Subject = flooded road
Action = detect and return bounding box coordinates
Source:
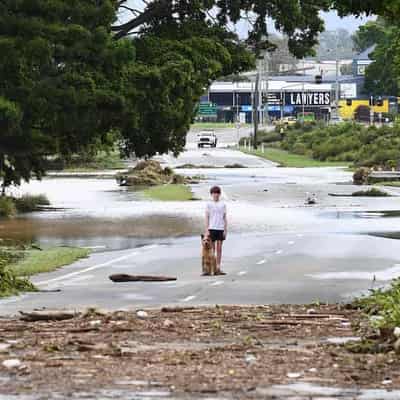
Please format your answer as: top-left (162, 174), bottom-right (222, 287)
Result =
top-left (2, 141), bottom-right (400, 312)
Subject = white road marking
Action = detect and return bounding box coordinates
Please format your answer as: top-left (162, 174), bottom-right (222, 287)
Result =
top-left (210, 281), bottom-right (224, 287)
top-left (297, 234), bottom-right (304, 238)
top-left (276, 250), bottom-right (283, 255)
top-left (256, 259), bottom-right (267, 265)
top-left (37, 251), bottom-right (139, 286)
top-left (237, 271), bottom-right (247, 276)
top-left (288, 241), bottom-right (295, 245)
top-left (181, 295), bottom-right (196, 302)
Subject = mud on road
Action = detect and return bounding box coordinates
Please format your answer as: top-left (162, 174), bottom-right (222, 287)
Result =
top-left (1, 305), bottom-right (400, 399)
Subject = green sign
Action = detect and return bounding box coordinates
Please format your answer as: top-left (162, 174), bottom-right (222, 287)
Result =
top-left (198, 102), bottom-right (217, 116)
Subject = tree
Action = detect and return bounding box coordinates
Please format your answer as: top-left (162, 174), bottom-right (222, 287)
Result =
top-left (363, 26), bottom-right (400, 96)
top-left (1, 0), bottom-right (398, 189)
top-left (352, 18), bottom-right (400, 96)
top-left (352, 18), bottom-right (387, 53)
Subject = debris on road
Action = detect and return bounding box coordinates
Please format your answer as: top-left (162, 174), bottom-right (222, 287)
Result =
top-left (109, 274), bottom-right (177, 282)
top-left (2, 359), bottom-right (22, 369)
top-left (136, 310), bottom-right (149, 319)
top-left (1, 304), bottom-right (400, 398)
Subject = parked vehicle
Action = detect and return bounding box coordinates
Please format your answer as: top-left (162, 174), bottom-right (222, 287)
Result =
top-left (329, 115), bottom-right (344, 125)
top-left (197, 130), bottom-right (217, 148)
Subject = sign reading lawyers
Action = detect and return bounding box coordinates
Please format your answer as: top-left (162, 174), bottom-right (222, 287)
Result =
top-left (285, 92), bottom-right (331, 106)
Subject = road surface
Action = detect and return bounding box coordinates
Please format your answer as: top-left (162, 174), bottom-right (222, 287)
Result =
top-left (2, 135), bottom-right (400, 315)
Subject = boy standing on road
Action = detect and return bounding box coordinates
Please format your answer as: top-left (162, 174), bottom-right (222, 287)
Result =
top-left (205, 186), bottom-right (227, 275)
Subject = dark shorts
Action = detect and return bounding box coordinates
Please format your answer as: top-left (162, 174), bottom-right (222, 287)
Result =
top-left (209, 229), bottom-right (225, 242)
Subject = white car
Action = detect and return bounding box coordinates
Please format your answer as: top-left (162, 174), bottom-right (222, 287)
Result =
top-left (197, 130), bottom-right (217, 148)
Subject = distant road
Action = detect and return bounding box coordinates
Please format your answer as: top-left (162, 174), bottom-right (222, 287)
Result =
top-left (186, 125), bottom-right (274, 148)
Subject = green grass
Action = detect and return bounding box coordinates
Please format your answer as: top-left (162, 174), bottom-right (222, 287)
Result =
top-left (143, 184), bottom-right (194, 201)
top-left (376, 181), bottom-right (400, 188)
top-left (241, 147), bottom-right (349, 168)
top-left (10, 247), bottom-right (90, 277)
top-left (0, 245), bottom-right (90, 297)
top-left (64, 151), bottom-right (126, 172)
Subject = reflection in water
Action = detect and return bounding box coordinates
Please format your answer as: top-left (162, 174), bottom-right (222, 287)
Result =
top-left (321, 210), bottom-right (400, 220)
top-left (0, 215), bottom-right (200, 251)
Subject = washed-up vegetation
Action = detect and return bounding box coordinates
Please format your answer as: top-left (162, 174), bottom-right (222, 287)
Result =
top-left (0, 194), bottom-right (50, 218)
top-left (4, 304), bottom-right (400, 396)
top-left (0, 245), bottom-right (90, 297)
top-left (116, 160), bottom-right (187, 186)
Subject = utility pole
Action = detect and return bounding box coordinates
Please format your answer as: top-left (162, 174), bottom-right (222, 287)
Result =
top-left (332, 32), bottom-right (340, 119)
top-left (302, 58), bottom-right (305, 123)
top-left (263, 51), bottom-right (269, 126)
top-left (253, 69), bottom-right (260, 150)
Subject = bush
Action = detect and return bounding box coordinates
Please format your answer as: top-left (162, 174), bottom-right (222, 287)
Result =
top-left (281, 122), bottom-right (400, 169)
top-left (0, 250), bottom-right (36, 297)
top-left (14, 194), bottom-right (50, 213)
top-left (0, 197), bottom-right (16, 217)
top-left (352, 188), bottom-right (389, 197)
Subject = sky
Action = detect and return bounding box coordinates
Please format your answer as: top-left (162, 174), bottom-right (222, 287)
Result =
top-left (121, 3), bottom-right (374, 36)
top-left (321, 11), bottom-right (373, 32)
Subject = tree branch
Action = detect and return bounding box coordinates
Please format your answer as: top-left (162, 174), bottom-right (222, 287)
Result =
top-left (113, 0), bottom-right (169, 40)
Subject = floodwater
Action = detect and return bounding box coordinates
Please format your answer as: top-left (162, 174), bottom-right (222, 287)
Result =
top-left (1, 164), bottom-right (400, 252)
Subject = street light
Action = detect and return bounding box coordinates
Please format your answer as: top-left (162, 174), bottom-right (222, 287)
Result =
top-left (280, 82), bottom-right (306, 120)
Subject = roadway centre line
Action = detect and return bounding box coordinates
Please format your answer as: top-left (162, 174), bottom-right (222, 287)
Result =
top-left (37, 251), bottom-right (139, 286)
top-left (237, 271), bottom-right (247, 276)
top-left (256, 259), bottom-right (267, 265)
top-left (181, 295), bottom-right (196, 302)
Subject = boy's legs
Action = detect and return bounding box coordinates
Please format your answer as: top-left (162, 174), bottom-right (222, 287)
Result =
top-left (215, 240), bottom-right (223, 270)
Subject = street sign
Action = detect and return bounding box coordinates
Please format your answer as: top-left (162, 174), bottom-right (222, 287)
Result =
top-left (262, 93), bottom-right (282, 105)
top-left (285, 91), bottom-right (331, 106)
top-left (198, 102), bottom-right (217, 116)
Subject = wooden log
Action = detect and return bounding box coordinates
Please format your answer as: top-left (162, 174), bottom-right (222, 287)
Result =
top-left (109, 274), bottom-right (177, 283)
top-left (19, 310), bottom-right (79, 322)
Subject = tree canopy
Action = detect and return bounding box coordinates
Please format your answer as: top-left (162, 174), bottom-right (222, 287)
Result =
top-left (0, 0), bottom-right (398, 189)
top-left (352, 18), bottom-right (400, 96)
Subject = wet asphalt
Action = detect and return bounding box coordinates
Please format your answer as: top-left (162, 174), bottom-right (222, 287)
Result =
top-left (1, 128), bottom-right (400, 315)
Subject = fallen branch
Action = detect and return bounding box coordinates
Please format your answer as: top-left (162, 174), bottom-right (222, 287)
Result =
top-left (19, 310), bottom-right (79, 322)
top-left (161, 306), bottom-right (197, 313)
top-left (109, 274), bottom-right (177, 283)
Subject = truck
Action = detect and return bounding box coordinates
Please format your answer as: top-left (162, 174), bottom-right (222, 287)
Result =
top-left (197, 130), bottom-right (218, 148)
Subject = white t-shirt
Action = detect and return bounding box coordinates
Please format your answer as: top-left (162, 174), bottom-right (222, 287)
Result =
top-left (206, 201), bottom-right (226, 231)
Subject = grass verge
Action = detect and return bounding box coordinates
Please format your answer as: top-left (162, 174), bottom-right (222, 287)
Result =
top-left (10, 246), bottom-right (90, 277)
top-left (62, 151), bottom-right (126, 172)
top-left (0, 246), bottom-right (90, 297)
top-left (376, 181), bottom-right (400, 188)
top-left (143, 184), bottom-right (194, 201)
top-left (241, 147), bottom-right (349, 168)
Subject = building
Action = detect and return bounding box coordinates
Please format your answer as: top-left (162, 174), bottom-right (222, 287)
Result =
top-left (199, 75), bottom-right (360, 123)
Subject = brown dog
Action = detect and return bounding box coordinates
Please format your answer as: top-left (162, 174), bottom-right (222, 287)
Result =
top-left (201, 234), bottom-right (217, 276)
